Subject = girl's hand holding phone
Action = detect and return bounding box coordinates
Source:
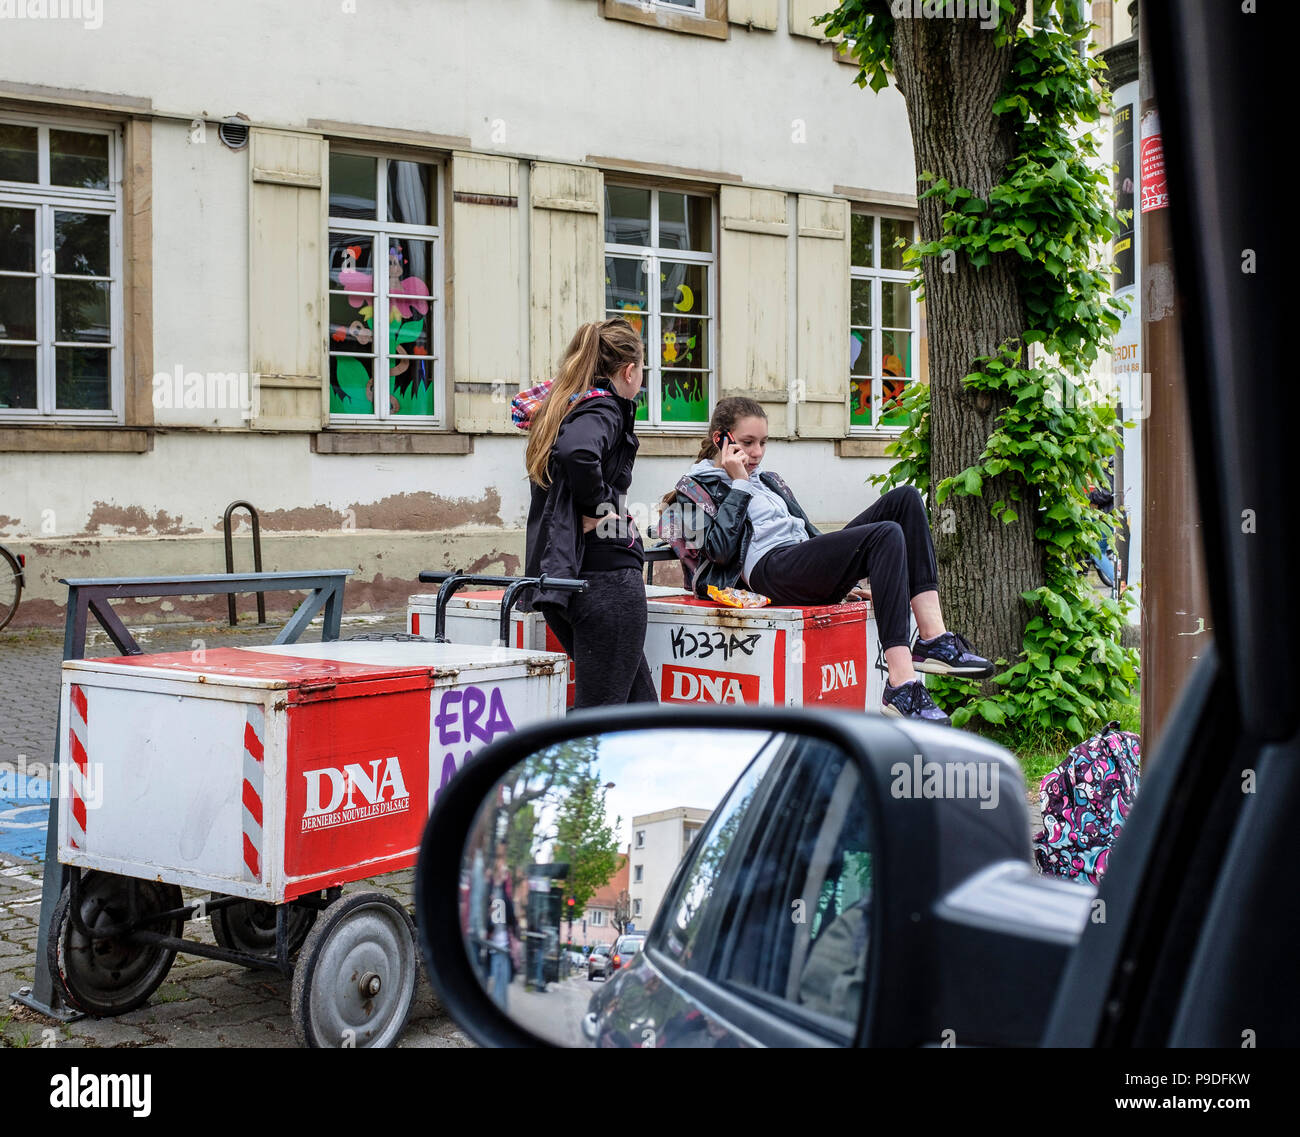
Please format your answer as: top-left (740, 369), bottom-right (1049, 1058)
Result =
top-left (716, 432), bottom-right (749, 481)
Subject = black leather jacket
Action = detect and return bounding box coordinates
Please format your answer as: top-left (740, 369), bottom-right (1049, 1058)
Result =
top-left (522, 393), bottom-right (641, 613)
top-left (670, 468), bottom-right (821, 597)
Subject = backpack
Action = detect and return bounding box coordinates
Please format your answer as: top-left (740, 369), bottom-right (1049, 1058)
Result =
top-left (510, 379), bottom-right (611, 430)
top-left (654, 475), bottom-right (717, 590)
top-left (1032, 721), bottom-right (1141, 885)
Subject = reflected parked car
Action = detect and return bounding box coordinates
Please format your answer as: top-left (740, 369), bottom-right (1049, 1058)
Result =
top-left (609, 934), bottom-right (646, 976)
top-left (587, 943), bottom-right (612, 981)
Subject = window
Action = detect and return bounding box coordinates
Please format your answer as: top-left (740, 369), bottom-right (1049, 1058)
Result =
top-left (635, 829), bottom-right (646, 849)
top-left (662, 738), bottom-right (779, 971)
top-left (590, 909), bottom-right (606, 927)
top-left (327, 151), bottom-right (443, 424)
top-left (850, 213), bottom-right (918, 431)
top-left (0, 115), bottom-right (121, 422)
top-left (718, 742), bottom-right (872, 1034)
top-left (599, 0), bottom-right (728, 39)
top-left (633, 899), bottom-right (643, 917)
top-left (633, 864), bottom-right (643, 883)
top-left (604, 184), bottom-right (715, 429)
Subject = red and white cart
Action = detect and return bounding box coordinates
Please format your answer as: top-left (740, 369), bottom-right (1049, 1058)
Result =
top-left (50, 627), bottom-right (569, 1046)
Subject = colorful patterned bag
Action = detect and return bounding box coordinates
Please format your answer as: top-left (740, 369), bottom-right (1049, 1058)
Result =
top-left (1032, 721), bottom-right (1141, 885)
top-left (510, 380), bottom-right (611, 430)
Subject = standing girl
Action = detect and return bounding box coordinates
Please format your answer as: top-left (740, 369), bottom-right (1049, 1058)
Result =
top-left (662, 397), bottom-right (992, 724)
top-left (515, 318), bottom-right (657, 707)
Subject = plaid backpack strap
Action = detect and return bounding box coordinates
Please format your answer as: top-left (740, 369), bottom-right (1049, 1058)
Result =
top-left (511, 380), bottom-right (553, 430)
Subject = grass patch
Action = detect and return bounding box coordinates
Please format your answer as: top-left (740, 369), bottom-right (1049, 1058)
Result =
top-left (979, 692), bottom-right (1141, 793)
top-left (153, 982), bottom-right (190, 1005)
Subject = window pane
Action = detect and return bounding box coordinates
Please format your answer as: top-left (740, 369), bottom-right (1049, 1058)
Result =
top-left (391, 352), bottom-right (436, 416)
top-left (605, 255), bottom-right (648, 314)
top-left (0, 124), bottom-right (38, 184)
top-left (850, 279), bottom-right (871, 328)
top-left (0, 345), bottom-right (37, 408)
top-left (605, 185), bottom-right (651, 246)
top-left (659, 192), bottom-right (712, 253)
top-left (54, 212), bottom-right (110, 277)
top-left (329, 292), bottom-right (376, 351)
top-left (607, 308), bottom-right (649, 365)
top-left (882, 330), bottom-right (912, 379)
top-left (661, 370), bottom-right (709, 424)
top-left (56, 346), bottom-right (111, 410)
top-left (660, 314), bottom-right (707, 370)
top-left (882, 281), bottom-right (911, 329)
top-left (329, 354), bottom-right (374, 414)
top-left (0, 277), bottom-right (37, 342)
top-left (663, 742), bottom-right (778, 971)
top-left (881, 379), bottom-right (911, 428)
top-left (329, 153), bottom-right (377, 220)
top-left (387, 160), bottom-right (436, 227)
top-left (880, 217), bottom-right (912, 271)
top-left (850, 376), bottom-right (873, 428)
top-left (850, 329), bottom-right (871, 377)
top-left (850, 214), bottom-right (874, 268)
top-left (720, 744), bottom-right (872, 1028)
top-left (660, 262), bottom-right (709, 316)
top-left (56, 279), bottom-right (110, 343)
top-left (386, 239), bottom-right (432, 319)
top-left (50, 130), bottom-right (110, 191)
top-left (0, 207), bottom-right (35, 271)
top-left (329, 234), bottom-right (374, 290)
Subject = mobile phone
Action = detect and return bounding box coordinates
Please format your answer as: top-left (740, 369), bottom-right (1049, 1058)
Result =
top-left (716, 429), bottom-right (736, 449)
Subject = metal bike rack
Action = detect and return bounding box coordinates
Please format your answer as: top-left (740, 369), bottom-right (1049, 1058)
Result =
top-left (223, 501), bottom-right (266, 626)
top-left (417, 571), bottom-right (588, 645)
top-left (11, 569), bottom-right (351, 1022)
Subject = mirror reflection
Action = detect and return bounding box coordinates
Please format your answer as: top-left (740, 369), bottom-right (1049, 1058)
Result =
top-left (459, 729), bottom-right (872, 1047)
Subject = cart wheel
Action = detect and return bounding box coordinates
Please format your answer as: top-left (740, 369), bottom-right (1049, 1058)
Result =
top-left (48, 871), bottom-right (184, 1017)
top-left (210, 894), bottom-right (319, 962)
top-left (290, 891), bottom-right (417, 1048)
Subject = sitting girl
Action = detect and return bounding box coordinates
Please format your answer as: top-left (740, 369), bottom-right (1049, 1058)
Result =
top-left (662, 397), bottom-right (992, 724)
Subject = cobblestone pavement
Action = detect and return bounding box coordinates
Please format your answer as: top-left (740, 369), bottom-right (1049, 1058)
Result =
top-left (0, 611), bottom-right (473, 1048)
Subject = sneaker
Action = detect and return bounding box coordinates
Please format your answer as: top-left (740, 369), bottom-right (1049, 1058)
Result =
top-left (881, 680), bottom-right (951, 726)
top-left (912, 631), bottom-right (994, 679)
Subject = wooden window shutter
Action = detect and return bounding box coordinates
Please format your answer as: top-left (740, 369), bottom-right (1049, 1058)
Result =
top-left (529, 162), bottom-right (604, 384)
top-left (719, 185), bottom-right (791, 434)
top-left (248, 128), bottom-right (327, 432)
top-left (729, 0), bottom-right (779, 29)
top-left (452, 152), bottom-right (522, 433)
top-left (789, 0), bottom-right (829, 40)
top-left (796, 194), bottom-right (850, 438)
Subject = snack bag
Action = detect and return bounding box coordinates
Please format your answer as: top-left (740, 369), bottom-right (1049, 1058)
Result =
top-left (706, 585), bottom-right (771, 609)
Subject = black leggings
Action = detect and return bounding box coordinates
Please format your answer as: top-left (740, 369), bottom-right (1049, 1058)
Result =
top-left (748, 485), bottom-right (938, 651)
top-left (540, 567), bottom-right (658, 708)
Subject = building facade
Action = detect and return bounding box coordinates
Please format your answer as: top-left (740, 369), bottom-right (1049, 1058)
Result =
top-left (0, 0), bottom-right (927, 626)
top-left (629, 805), bottom-right (710, 930)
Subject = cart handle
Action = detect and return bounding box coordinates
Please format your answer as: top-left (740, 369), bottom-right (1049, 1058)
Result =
top-left (417, 571), bottom-right (587, 644)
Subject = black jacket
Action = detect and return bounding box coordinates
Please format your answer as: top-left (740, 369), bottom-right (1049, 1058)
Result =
top-left (669, 468), bottom-right (820, 597)
top-left (522, 393), bottom-right (642, 613)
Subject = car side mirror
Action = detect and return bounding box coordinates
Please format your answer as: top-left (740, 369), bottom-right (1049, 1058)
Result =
top-left (415, 706), bottom-right (1091, 1048)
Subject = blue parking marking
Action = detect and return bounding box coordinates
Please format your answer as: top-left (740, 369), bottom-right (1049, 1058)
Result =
top-left (0, 767), bottom-right (50, 861)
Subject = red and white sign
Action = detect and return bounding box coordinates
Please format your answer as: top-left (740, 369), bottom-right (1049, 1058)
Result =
top-left (1140, 109), bottom-right (1168, 214)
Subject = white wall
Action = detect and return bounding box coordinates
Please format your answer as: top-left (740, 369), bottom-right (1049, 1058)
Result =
top-left (2, 0), bottom-right (915, 198)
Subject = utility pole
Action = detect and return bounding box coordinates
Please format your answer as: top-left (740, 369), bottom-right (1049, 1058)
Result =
top-left (1137, 1), bottom-right (1211, 756)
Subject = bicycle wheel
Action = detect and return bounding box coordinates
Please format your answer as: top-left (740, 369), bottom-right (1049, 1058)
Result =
top-left (0, 546), bottom-right (22, 632)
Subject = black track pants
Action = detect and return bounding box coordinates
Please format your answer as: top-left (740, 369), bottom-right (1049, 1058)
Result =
top-left (540, 567), bottom-right (659, 708)
top-left (748, 485), bottom-right (939, 651)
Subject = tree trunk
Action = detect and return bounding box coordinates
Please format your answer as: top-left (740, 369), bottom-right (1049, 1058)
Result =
top-left (892, 9), bottom-right (1045, 677)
